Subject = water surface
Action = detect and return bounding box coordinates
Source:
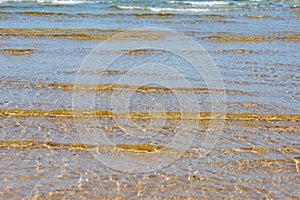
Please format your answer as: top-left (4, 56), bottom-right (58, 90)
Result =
top-left (0, 0), bottom-right (299, 199)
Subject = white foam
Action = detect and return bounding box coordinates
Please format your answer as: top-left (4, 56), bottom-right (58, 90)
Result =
top-left (117, 5), bottom-right (213, 12)
top-left (169, 1), bottom-right (230, 6)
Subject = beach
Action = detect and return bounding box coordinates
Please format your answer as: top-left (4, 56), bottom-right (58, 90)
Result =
top-left (0, 0), bottom-right (299, 199)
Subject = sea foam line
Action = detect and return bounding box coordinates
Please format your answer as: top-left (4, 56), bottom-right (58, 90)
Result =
top-left (116, 5), bottom-right (212, 12)
top-left (168, 1), bottom-right (231, 6)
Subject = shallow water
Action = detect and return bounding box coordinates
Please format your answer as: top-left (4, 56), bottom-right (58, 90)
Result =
top-left (0, 0), bottom-right (300, 199)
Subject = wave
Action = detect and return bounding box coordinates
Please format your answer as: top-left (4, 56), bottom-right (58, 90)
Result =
top-left (0, 0), bottom-right (99, 4)
top-left (116, 5), bottom-right (212, 12)
top-left (115, 5), bottom-right (241, 13)
top-left (169, 1), bottom-right (231, 6)
top-left (0, 11), bottom-right (232, 19)
top-left (0, 11), bottom-right (179, 18)
top-left (0, 0), bottom-right (230, 6)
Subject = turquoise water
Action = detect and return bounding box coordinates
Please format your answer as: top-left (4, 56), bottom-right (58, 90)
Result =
top-left (0, 0), bottom-right (299, 199)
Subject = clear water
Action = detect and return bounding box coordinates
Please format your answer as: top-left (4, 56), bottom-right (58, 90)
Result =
top-left (0, 0), bottom-right (299, 199)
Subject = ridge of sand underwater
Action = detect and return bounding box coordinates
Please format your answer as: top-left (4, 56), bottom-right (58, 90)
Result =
top-left (0, 80), bottom-right (250, 95)
top-left (0, 48), bottom-right (290, 57)
top-left (0, 11), bottom-right (177, 18)
top-left (1, 109), bottom-right (299, 121)
top-left (0, 28), bottom-right (166, 40)
top-left (0, 48), bottom-right (38, 56)
top-left (0, 141), bottom-right (299, 165)
top-left (0, 141), bottom-right (166, 152)
top-left (1, 28), bottom-right (299, 42)
top-left (203, 34), bottom-right (300, 42)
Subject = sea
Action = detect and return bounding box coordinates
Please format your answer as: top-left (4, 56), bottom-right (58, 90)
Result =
top-left (0, 0), bottom-right (299, 199)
